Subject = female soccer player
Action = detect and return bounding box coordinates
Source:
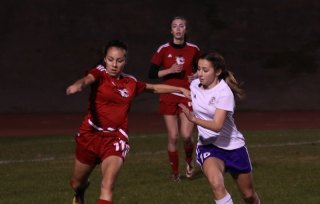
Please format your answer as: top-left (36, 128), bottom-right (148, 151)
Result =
top-left (148, 16), bottom-right (200, 180)
top-left (179, 52), bottom-right (260, 204)
top-left (66, 40), bottom-right (190, 204)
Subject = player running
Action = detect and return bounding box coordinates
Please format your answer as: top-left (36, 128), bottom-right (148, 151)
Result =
top-left (66, 40), bottom-right (190, 204)
top-left (179, 51), bottom-right (260, 204)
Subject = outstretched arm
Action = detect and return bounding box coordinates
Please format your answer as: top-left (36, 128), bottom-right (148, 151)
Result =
top-left (66, 74), bottom-right (96, 95)
top-left (178, 104), bottom-right (227, 132)
top-left (145, 84), bottom-right (190, 98)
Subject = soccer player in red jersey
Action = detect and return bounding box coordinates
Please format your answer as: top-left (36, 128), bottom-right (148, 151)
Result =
top-left (149, 16), bottom-right (200, 180)
top-left (66, 40), bottom-right (190, 204)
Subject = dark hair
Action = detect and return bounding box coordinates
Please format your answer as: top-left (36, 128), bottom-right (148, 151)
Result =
top-left (199, 51), bottom-right (245, 99)
top-left (97, 40), bottom-right (128, 66)
top-left (103, 40), bottom-right (128, 58)
top-left (91, 40), bottom-right (129, 126)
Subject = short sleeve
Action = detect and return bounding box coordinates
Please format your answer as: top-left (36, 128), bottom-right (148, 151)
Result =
top-left (150, 47), bottom-right (164, 66)
top-left (216, 92), bottom-right (234, 112)
top-left (87, 65), bottom-right (105, 82)
top-left (136, 81), bottom-right (147, 95)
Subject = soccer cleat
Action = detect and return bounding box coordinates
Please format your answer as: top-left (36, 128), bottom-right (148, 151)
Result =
top-left (170, 174), bottom-right (181, 182)
top-left (72, 194), bottom-right (84, 204)
top-left (72, 181), bottom-right (90, 204)
top-left (185, 162), bottom-right (194, 179)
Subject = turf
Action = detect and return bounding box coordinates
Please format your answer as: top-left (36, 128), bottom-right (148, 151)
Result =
top-left (0, 129), bottom-right (319, 203)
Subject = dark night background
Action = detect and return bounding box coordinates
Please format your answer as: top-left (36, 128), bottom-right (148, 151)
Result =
top-left (1, 0), bottom-right (319, 113)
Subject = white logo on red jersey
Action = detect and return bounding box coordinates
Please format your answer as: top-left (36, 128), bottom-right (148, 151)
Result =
top-left (168, 54), bottom-right (172, 58)
top-left (176, 56), bottom-right (185, 65)
top-left (118, 88), bottom-right (129, 97)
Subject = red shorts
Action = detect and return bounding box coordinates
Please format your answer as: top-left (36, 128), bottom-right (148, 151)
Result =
top-left (159, 94), bottom-right (192, 115)
top-left (75, 130), bottom-right (129, 166)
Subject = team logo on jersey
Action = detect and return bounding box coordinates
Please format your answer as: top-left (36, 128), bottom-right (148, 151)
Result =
top-left (209, 97), bottom-right (216, 105)
top-left (118, 88), bottom-right (129, 97)
top-left (168, 54), bottom-right (172, 58)
top-left (176, 56), bottom-right (185, 65)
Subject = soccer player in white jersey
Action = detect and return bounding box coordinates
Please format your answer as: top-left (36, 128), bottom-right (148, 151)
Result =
top-left (179, 52), bottom-right (260, 204)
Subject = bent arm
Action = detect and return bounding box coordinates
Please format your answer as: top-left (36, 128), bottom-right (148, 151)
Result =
top-left (66, 74), bottom-right (96, 95)
top-left (148, 64), bottom-right (160, 79)
top-left (148, 63), bottom-right (183, 79)
top-left (179, 104), bottom-right (227, 132)
top-left (158, 63), bottom-right (183, 78)
top-left (194, 109), bottom-right (227, 132)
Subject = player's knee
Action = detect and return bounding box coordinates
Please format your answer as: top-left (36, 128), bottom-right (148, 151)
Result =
top-left (209, 180), bottom-right (226, 194)
top-left (70, 178), bottom-right (79, 190)
top-left (183, 136), bottom-right (193, 144)
top-left (168, 136), bottom-right (178, 145)
top-left (70, 178), bottom-right (89, 192)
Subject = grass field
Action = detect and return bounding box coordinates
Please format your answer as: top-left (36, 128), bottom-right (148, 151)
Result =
top-left (0, 129), bottom-right (320, 204)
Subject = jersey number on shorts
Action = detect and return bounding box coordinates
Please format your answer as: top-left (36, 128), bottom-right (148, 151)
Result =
top-left (113, 138), bottom-right (130, 158)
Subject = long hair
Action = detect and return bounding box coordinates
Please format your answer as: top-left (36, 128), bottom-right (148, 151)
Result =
top-left (199, 51), bottom-right (245, 99)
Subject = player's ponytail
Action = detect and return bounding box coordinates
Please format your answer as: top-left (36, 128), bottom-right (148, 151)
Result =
top-left (223, 70), bottom-right (245, 100)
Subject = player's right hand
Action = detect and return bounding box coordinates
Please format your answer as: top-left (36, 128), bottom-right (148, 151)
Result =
top-left (170, 63), bottom-right (183, 73)
top-left (66, 85), bottom-right (81, 95)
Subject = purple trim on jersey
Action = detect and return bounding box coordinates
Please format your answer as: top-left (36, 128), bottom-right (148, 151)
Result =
top-left (196, 144), bottom-right (252, 174)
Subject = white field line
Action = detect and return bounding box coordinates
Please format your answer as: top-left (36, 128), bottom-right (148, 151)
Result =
top-left (248, 140), bottom-right (320, 148)
top-left (0, 140), bottom-right (319, 165)
top-left (0, 157), bottom-right (56, 164)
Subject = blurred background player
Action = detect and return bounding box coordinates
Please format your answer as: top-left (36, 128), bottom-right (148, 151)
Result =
top-left (179, 51), bottom-right (260, 204)
top-left (148, 16), bottom-right (200, 181)
top-left (66, 40), bottom-right (191, 204)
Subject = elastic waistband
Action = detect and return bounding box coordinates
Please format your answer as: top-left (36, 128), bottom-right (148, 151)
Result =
top-left (171, 92), bottom-right (186, 98)
top-left (88, 119), bottom-right (128, 139)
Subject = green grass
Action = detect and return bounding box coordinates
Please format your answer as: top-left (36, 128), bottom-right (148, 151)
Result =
top-left (0, 129), bottom-right (320, 204)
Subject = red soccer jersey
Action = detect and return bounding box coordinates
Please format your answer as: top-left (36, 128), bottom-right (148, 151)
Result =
top-left (151, 42), bottom-right (200, 89)
top-left (79, 65), bottom-right (146, 135)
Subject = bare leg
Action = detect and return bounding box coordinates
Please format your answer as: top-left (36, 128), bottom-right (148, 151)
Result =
top-left (70, 159), bottom-right (95, 204)
top-left (203, 157), bottom-right (229, 200)
top-left (179, 112), bottom-right (194, 144)
top-left (179, 113), bottom-right (195, 178)
top-left (163, 115), bottom-right (179, 152)
top-left (232, 173), bottom-right (260, 204)
top-left (70, 158), bottom-right (95, 191)
top-left (99, 155), bottom-right (123, 201)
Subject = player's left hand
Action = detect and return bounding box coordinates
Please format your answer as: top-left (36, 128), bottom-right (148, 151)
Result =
top-left (66, 84), bottom-right (82, 95)
top-left (180, 88), bottom-right (191, 99)
top-left (179, 103), bottom-right (196, 122)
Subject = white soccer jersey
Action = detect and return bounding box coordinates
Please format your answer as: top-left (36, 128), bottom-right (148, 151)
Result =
top-left (190, 79), bottom-right (245, 150)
